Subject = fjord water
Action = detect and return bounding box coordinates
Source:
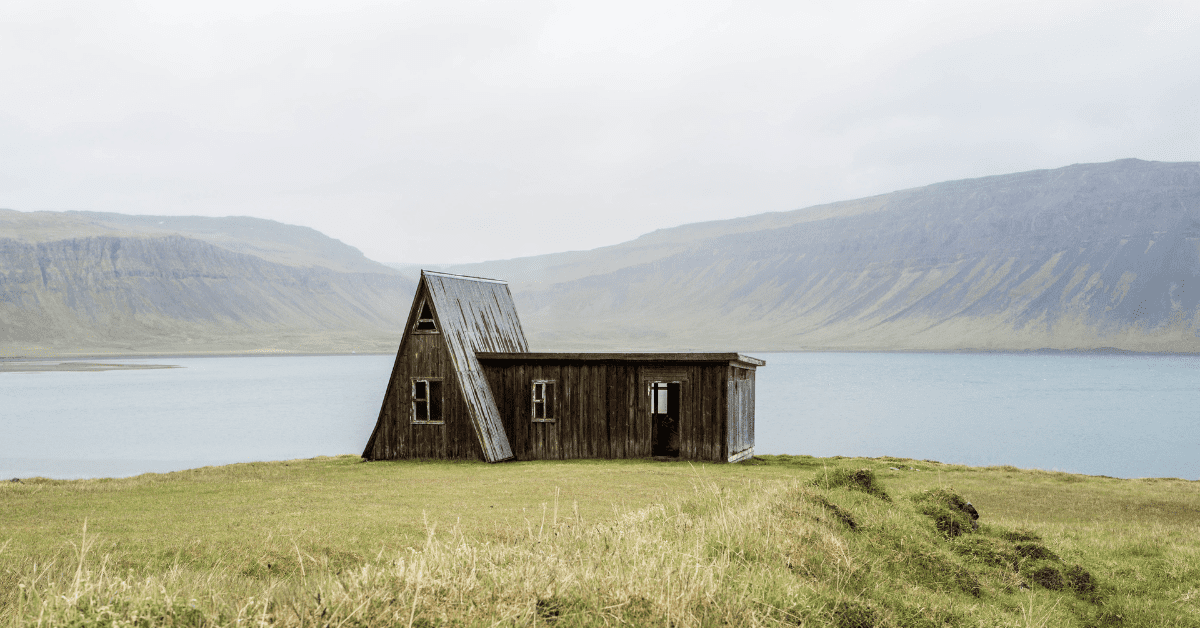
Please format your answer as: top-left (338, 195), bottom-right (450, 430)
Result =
top-left (1, 355), bottom-right (393, 480)
top-left (755, 352), bottom-right (1198, 480)
top-left (1, 352), bottom-right (1196, 480)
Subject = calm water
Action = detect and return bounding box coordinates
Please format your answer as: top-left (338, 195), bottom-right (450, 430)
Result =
top-left (754, 352), bottom-right (1198, 480)
top-left (1, 352), bottom-right (1196, 480)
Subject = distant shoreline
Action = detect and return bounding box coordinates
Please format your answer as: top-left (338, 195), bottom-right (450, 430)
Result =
top-left (0, 361), bottom-right (182, 373)
top-left (0, 351), bottom-right (394, 362)
top-left (741, 346), bottom-right (1200, 356)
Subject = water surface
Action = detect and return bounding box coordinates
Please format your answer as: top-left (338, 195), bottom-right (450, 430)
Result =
top-left (1, 352), bottom-right (1196, 480)
top-left (755, 352), bottom-right (1198, 480)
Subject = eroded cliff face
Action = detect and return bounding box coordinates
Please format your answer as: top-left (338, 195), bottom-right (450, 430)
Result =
top-left (509, 159), bottom-right (1200, 352)
top-left (0, 235), bottom-right (413, 355)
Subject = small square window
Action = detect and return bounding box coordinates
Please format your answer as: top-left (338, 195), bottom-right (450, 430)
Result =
top-left (412, 378), bottom-right (443, 423)
top-left (532, 380), bottom-right (556, 422)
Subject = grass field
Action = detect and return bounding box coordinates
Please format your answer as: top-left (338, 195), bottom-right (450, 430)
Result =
top-left (1, 455), bottom-right (1198, 627)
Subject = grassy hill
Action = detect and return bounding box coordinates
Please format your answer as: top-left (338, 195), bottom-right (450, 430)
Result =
top-left (2, 456), bottom-right (1196, 626)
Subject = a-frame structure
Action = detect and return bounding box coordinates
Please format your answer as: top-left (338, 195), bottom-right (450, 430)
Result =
top-left (362, 270), bottom-right (527, 462)
top-left (363, 270), bottom-right (763, 463)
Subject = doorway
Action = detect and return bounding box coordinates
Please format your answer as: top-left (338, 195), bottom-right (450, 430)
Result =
top-left (649, 381), bottom-right (680, 457)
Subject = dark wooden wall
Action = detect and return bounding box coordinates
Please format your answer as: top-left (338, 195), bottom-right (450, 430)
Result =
top-left (480, 360), bottom-right (737, 462)
top-left (367, 332), bottom-right (484, 460)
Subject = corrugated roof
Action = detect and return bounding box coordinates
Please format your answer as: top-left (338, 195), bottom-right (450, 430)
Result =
top-left (423, 270), bottom-right (528, 462)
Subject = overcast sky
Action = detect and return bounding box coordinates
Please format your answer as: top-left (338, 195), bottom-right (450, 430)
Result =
top-left (2, 1), bottom-right (1198, 264)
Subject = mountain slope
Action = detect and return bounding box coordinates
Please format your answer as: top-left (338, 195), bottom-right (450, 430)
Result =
top-left (0, 210), bottom-right (396, 275)
top-left (5, 159), bottom-right (1198, 355)
top-left (472, 159), bottom-right (1200, 352)
top-left (0, 229), bottom-right (414, 356)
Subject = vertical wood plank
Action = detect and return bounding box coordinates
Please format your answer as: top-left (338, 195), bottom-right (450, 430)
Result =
top-left (576, 363), bottom-right (586, 458)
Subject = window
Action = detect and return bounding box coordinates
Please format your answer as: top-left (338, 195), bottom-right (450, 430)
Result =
top-left (650, 382), bottom-right (671, 415)
top-left (412, 378), bottom-right (443, 423)
top-left (532, 380), bottom-right (556, 422)
top-left (414, 301), bottom-right (438, 333)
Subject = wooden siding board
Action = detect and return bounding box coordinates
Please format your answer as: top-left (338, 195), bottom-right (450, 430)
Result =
top-left (605, 365), bottom-right (620, 459)
top-left (594, 365), bottom-right (608, 458)
top-left (748, 369), bottom-right (756, 454)
top-left (632, 367), bottom-right (647, 457)
top-left (568, 364), bottom-right (580, 459)
top-left (685, 367), bottom-right (695, 461)
top-left (723, 366), bottom-right (754, 461)
top-left (698, 367), bottom-right (706, 461)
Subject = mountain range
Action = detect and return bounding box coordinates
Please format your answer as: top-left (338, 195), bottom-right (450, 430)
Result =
top-left (0, 211), bottom-right (413, 356)
top-left (3, 158), bottom-right (1199, 356)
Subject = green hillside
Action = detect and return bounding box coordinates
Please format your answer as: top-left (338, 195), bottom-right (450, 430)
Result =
top-left (2, 456), bottom-right (1196, 626)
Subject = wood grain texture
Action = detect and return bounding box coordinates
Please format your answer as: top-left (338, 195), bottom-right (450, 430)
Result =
top-left (478, 357), bottom-right (758, 462)
top-left (364, 270), bottom-right (763, 464)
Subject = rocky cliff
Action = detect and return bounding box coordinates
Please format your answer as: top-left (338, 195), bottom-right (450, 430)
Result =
top-left (0, 233), bottom-right (413, 356)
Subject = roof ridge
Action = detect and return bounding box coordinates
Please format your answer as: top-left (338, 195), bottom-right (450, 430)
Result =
top-left (422, 269), bottom-right (508, 284)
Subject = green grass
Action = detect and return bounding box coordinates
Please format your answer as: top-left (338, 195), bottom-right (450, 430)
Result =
top-left (1, 455), bottom-right (1197, 626)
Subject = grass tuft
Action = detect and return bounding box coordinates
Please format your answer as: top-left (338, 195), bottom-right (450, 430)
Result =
top-left (1014, 541), bottom-right (1060, 562)
top-left (829, 598), bottom-right (879, 628)
top-left (1026, 563), bottom-right (1066, 591)
top-left (1002, 528), bottom-right (1044, 543)
top-left (812, 495), bottom-right (860, 530)
top-left (812, 467), bottom-right (891, 501)
top-left (913, 487), bottom-right (979, 538)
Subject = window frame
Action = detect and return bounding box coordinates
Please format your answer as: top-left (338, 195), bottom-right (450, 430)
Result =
top-left (411, 377), bottom-right (445, 424)
top-left (649, 381), bottom-right (672, 415)
top-left (413, 300), bottom-right (439, 334)
top-left (531, 379), bottom-right (557, 423)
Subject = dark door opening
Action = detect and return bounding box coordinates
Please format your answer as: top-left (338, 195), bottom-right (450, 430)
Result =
top-left (650, 381), bottom-right (680, 457)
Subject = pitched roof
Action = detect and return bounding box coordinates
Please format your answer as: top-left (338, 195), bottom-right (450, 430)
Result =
top-left (423, 270), bottom-right (527, 461)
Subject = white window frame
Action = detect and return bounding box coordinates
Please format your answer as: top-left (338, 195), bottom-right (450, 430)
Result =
top-left (411, 377), bottom-right (444, 424)
top-left (413, 300), bottom-right (439, 334)
top-left (531, 379), bottom-right (556, 423)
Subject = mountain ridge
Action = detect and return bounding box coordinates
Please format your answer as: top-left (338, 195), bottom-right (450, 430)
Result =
top-left (0, 209), bottom-right (397, 275)
top-left (461, 158), bottom-right (1200, 352)
top-left (0, 232), bottom-right (413, 356)
top-left (4, 158), bottom-right (1199, 355)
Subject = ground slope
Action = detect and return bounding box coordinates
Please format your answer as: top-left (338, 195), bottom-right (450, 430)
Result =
top-left (1, 456), bottom-right (1196, 627)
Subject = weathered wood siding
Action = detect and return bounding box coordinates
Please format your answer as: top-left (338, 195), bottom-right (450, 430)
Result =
top-left (360, 270), bottom-right (764, 464)
top-left (726, 366), bottom-right (755, 460)
top-left (480, 360), bottom-right (738, 462)
top-left (365, 332), bottom-right (485, 460)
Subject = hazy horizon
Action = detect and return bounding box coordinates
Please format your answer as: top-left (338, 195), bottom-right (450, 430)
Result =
top-left (3, 1), bottom-right (1199, 263)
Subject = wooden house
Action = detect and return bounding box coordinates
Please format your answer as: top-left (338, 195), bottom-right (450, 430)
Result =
top-left (362, 270), bottom-right (764, 463)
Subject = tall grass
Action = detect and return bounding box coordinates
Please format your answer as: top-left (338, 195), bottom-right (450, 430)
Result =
top-left (2, 456), bottom-right (1198, 626)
